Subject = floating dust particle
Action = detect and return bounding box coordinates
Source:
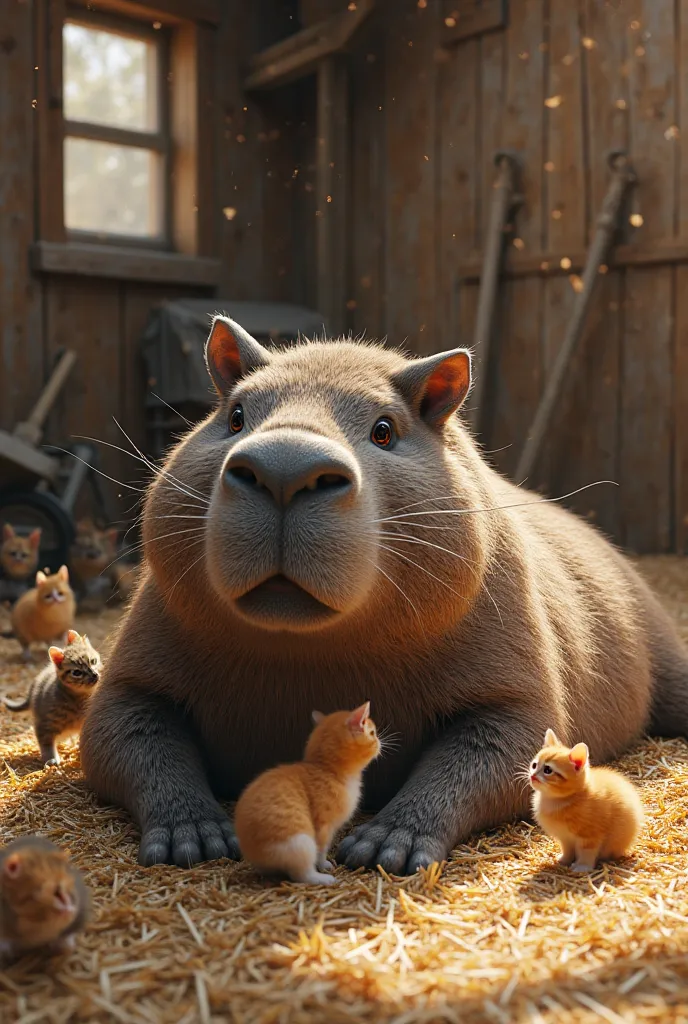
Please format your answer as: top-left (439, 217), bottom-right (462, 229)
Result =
top-left (360, 275), bottom-right (372, 288)
top-left (519, 51), bottom-right (530, 61)
top-left (599, 264), bottom-right (609, 274)
top-left (544, 161), bottom-right (555, 172)
top-left (31, 99), bottom-right (37, 108)
top-left (222, 207), bottom-right (237, 220)
top-left (512, 238), bottom-right (525, 251)
top-left (560, 256), bottom-right (572, 269)
top-left (236, 134), bottom-right (246, 143)
top-left (544, 95), bottom-right (563, 109)
top-left (665, 125), bottom-right (680, 141)
top-left (551, 209), bottom-right (563, 220)
top-left (616, 98), bottom-right (627, 110)
top-left (417, 0), bottom-right (427, 8)
top-left (630, 213), bottom-right (644, 227)
top-left (569, 274), bottom-right (584, 294)
top-left (346, 299), bottom-right (357, 311)
top-left (582, 36), bottom-right (596, 49)
top-left (539, 41), bottom-right (549, 52)
top-left (347, 1), bottom-right (357, 9)
top-left (445, 17), bottom-right (457, 28)
top-left (326, 195), bottom-right (332, 203)
top-left (152, 20), bottom-right (161, 29)
top-left (540, 261), bottom-right (550, 271)
top-left (423, 154), bottom-right (429, 161)
top-left (562, 54), bottom-right (575, 66)
top-left (635, 45), bottom-right (646, 57)
top-left (630, 19), bottom-right (641, 30)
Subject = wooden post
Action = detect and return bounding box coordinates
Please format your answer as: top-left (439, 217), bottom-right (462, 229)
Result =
top-left (316, 55), bottom-right (349, 335)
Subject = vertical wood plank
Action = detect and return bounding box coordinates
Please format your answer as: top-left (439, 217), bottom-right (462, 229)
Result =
top-left (545, 0), bottom-right (586, 253)
top-left (350, 20), bottom-right (385, 340)
top-left (435, 38), bottom-right (477, 353)
top-left (196, 23), bottom-right (217, 258)
top-left (675, 266), bottom-right (688, 553)
top-left (384, 0), bottom-right (438, 354)
top-left (538, 274), bottom-right (577, 489)
top-left (478, 29), bottom-right (506, 250)
top-left (316, 55), bottom-right (349, 334)
top-left (619, 267), bottom-right (673, 552)
top-left (679, 0), bottom-right (688, 237)
top-left (626, 0), bottom-right (676, 242)
top-left (35, 0), bottom-right (66, 244)
top-left (0, 0), bottom-right (43, 431)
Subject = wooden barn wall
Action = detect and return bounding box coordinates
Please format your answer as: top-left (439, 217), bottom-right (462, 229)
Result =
top-left (0, 0), bottom-right (304, 524)
top-left (341, 0), bottom-right (688, 555)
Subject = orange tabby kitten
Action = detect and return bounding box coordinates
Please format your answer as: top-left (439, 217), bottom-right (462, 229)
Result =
top-left (11, 566), bottom-right (76, 661)
top-left (529, 728), bottom-right (644, 873)
top-left (234, 702), bottom-right (381, 885)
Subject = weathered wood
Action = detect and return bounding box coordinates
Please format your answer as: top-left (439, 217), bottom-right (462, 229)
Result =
top-left (677, 266), bottom-right (688, 553)
top-left (619, 267), bottom-right (673, 552)
top-left (316, 56), bottom-right (349, 334)
top-left (436, 36), bottom-right (477, 354)
top-left (244, 0), bottom-right (374, 91)
top-left (14, 350), bottom-right (77, 447)
top-left (35, 0), bottom-right (66, 244)
top-left (31, 241), bottom-right (222, 285)
top-left (384, 0), bottom-right (438, 354)
top-left (546, 0), bottom-right (586, 253)
top-left (70, 0), bottom-right (223, 26)
top-left (680, 0), bottom-right (688, 238)
top-left (0, 0), bottom-right (43, 433)
top-left (478, 28), bottom-right (505, 249)
top-left (440, 0), bottom-right (507, 45)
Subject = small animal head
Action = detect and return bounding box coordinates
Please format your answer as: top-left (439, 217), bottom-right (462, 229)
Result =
top-left (69, 520), bottom-right (118, 581)
top-left (529, 728), bottom-right (590, 798)
top-left (1, 525), bottom-right (41, 581)
top-left (305, 701), bottom-right (381, 772)
top-left (35, 566), bottom-right (72, 605)
top-left (145, 317), bottom-right (492, 647)
top-left (0, 838), bottom-right (79, 946)
top-left (49, 630), bottom-right (102, 692)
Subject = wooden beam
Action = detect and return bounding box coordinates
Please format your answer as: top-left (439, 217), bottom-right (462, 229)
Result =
top-left (68, 0), bottom-right (222, 26)
top-left (244, 0), bottom-right (374, 92)
top-left (31, 241), bottom-right (221, 285)
top-left (316, 55), bottom-right (349, 334)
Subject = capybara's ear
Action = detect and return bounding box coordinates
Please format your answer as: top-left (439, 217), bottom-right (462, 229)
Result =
top-left (544, 728), bottom-right (560, 747)
top-left (392, 349), bottom-right (472, 427)
top-left (28, 529), bottom-right (42, 550)
top-left (49, 646), bottom-right (65, 666)
top-left (205, 316), bottom-right (271, 396)
top-left (569, 743), bottom-right (589, 771)
top-left (346, 701), bottom-right (371, 733)
top-left (2, 524), bottom-right (15, 541)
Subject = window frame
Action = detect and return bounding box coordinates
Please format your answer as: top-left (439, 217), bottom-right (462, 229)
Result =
top-left (62, 6), bottom-right (173, 249)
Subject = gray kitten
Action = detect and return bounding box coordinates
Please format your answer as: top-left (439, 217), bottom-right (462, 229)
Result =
top-left (3, 630), bottom-right (102, 765)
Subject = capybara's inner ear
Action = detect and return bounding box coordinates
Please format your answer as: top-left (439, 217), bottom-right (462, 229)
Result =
top-left (392, 348), bottom-right (472, 427)
top-left (205, 316), bottom-right (271, 396)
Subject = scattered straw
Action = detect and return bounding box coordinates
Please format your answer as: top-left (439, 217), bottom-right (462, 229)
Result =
top-left (1, 561), bottom-right (688, 1021)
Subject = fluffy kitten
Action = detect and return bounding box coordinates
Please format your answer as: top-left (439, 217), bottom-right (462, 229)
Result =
top-left (0, 836), bottom-right (89, 958)
top-left (3, 630), bottom-right (102, 765)
top-left (529, 728), bottom-right (644, 873)
top-left (234, 702), bottom-right (381, 885)
top-left (0, 525), bottom-right (41, 606)
top-left (69, 519), bottom-right (136, 610)
top-left (10, 566), bottom-right (76, 661)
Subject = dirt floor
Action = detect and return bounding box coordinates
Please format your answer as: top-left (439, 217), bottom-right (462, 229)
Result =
top-left (1, 557), bottom-right (688, 1023)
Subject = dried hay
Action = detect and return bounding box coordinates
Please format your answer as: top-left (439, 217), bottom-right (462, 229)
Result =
top-left (0, 558), bottom-right (688, 1023)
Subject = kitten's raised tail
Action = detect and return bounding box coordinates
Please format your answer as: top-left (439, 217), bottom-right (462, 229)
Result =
top-left (2, 695), bottom-right (30, 712)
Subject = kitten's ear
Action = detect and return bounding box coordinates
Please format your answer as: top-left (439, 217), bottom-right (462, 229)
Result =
top-left (205, 316), bottom-right (271, 396)
top-left (311, 710), bottom-right (325, 726)
top-left (57, 565), bottom-right (69, 582)
top-left (66, 629), bottom-right (80, 644)
top-left (36, 570), bottom-right (47, 585)
top-left (346, 701), bottom-right (371, 733)
top-left (392, 349), bottom-right (472, 427)
top-left (569, 743), bottom-right (589, 771)
top-left (28, 529), bottom-right (41, 550)
top-left (3, 853), bottom-right (21, 879)
top-left (2, 523), bottom-right (15, 541)
top-left (49, 646), bottom-right (65, 666)
top-left (544, 728), bottom-right (561, 747)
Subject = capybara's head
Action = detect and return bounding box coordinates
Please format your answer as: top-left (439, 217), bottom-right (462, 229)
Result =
top-left (145, 317), bottom-right (495, 643)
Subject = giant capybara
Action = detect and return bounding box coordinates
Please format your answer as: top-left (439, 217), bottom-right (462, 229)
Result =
top-left (80, 316), bottom-right (688, 872)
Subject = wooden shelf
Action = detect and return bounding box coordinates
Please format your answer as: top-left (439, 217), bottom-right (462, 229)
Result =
top-left (244, 0), bottom-right (374, 92)
top-left (31, 241), bottom-right (221, 286)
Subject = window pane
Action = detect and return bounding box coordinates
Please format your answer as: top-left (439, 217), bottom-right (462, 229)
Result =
top-left (64, 138), bottom-right (161, 238)
top-left (63, 22), bottom-right (158, 131)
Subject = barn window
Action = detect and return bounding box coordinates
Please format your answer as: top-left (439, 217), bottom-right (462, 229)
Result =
top-left (62, 14), bottom-right (170, 244)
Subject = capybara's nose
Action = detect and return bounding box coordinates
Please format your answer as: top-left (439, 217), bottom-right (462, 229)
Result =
top-left (223, 430), bottom-right (358, 508)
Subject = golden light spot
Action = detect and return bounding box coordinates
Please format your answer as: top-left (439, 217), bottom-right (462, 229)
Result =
top-left (417, 0), bottom-right (428, 8)
top-left (544, 161), bottom-right (555, 172)
top-left (630, 19), bottom-right (640, 30)
top-left (545, 95), bottom-right (563, 109)
top-left (560, 257), bottom-right (572, 270)
top-left (326, 195), bottom-right (332, 203)
top-left (562, 54), bottom-right (575, 66)
top-left (519, 51), bottom-right (530, 61)
top-left (615, 99), bottom-right (627, 110)
top-left (445, 17), bottom-right (457, 28)
top-left (569, 274), bottom-right (584, 293)
top-left (540, 261), bottom-right (550, 271)
top-left (236, 134), bottom-right (246, 143)
top-left (599, 264), bottom-right (608, 274)
top-left (581, 37), bottom-right (596, 50)
top-left (635, 45), bottom-right (645, 57)
top-left (347, 1), bottom-right (357, 9)
top-left (152, 20), bottom-right (162, 29)
top-left (222, 207), bottom-right (237, 220)
top-left (346, 299), bottom-right (357, 310)
top-left (552, 209), bottom-right (563, 220)
top-left (513, 238), bottom-right (525, 251)
top-left (665, 125), bottom-right (680, 141)
top-left (630, 213), bottom-right (644, 227)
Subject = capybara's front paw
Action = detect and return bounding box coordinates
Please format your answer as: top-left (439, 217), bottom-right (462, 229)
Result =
top-left (336, 813), bottom-right (448, 876)
top-left (138, 817), bottom-right (240, 867)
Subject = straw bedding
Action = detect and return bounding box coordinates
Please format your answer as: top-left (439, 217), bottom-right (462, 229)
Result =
top-left (0, 556), bottom-right (687, 1024)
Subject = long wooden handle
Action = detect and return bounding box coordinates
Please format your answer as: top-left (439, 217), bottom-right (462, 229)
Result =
top-left (26, 349), bottom-right (77, 430)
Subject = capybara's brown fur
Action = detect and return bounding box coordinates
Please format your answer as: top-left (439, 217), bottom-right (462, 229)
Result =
top-left (80, 317), bottom-right (688, 872)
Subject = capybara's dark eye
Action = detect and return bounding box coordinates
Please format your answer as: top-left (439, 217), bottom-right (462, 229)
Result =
top-left (543, 765), bottom-right (553, 775)
top-left (229, 405), bottom-right (244, 434)
top-left (371, 419), bottom-right (393, 448)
